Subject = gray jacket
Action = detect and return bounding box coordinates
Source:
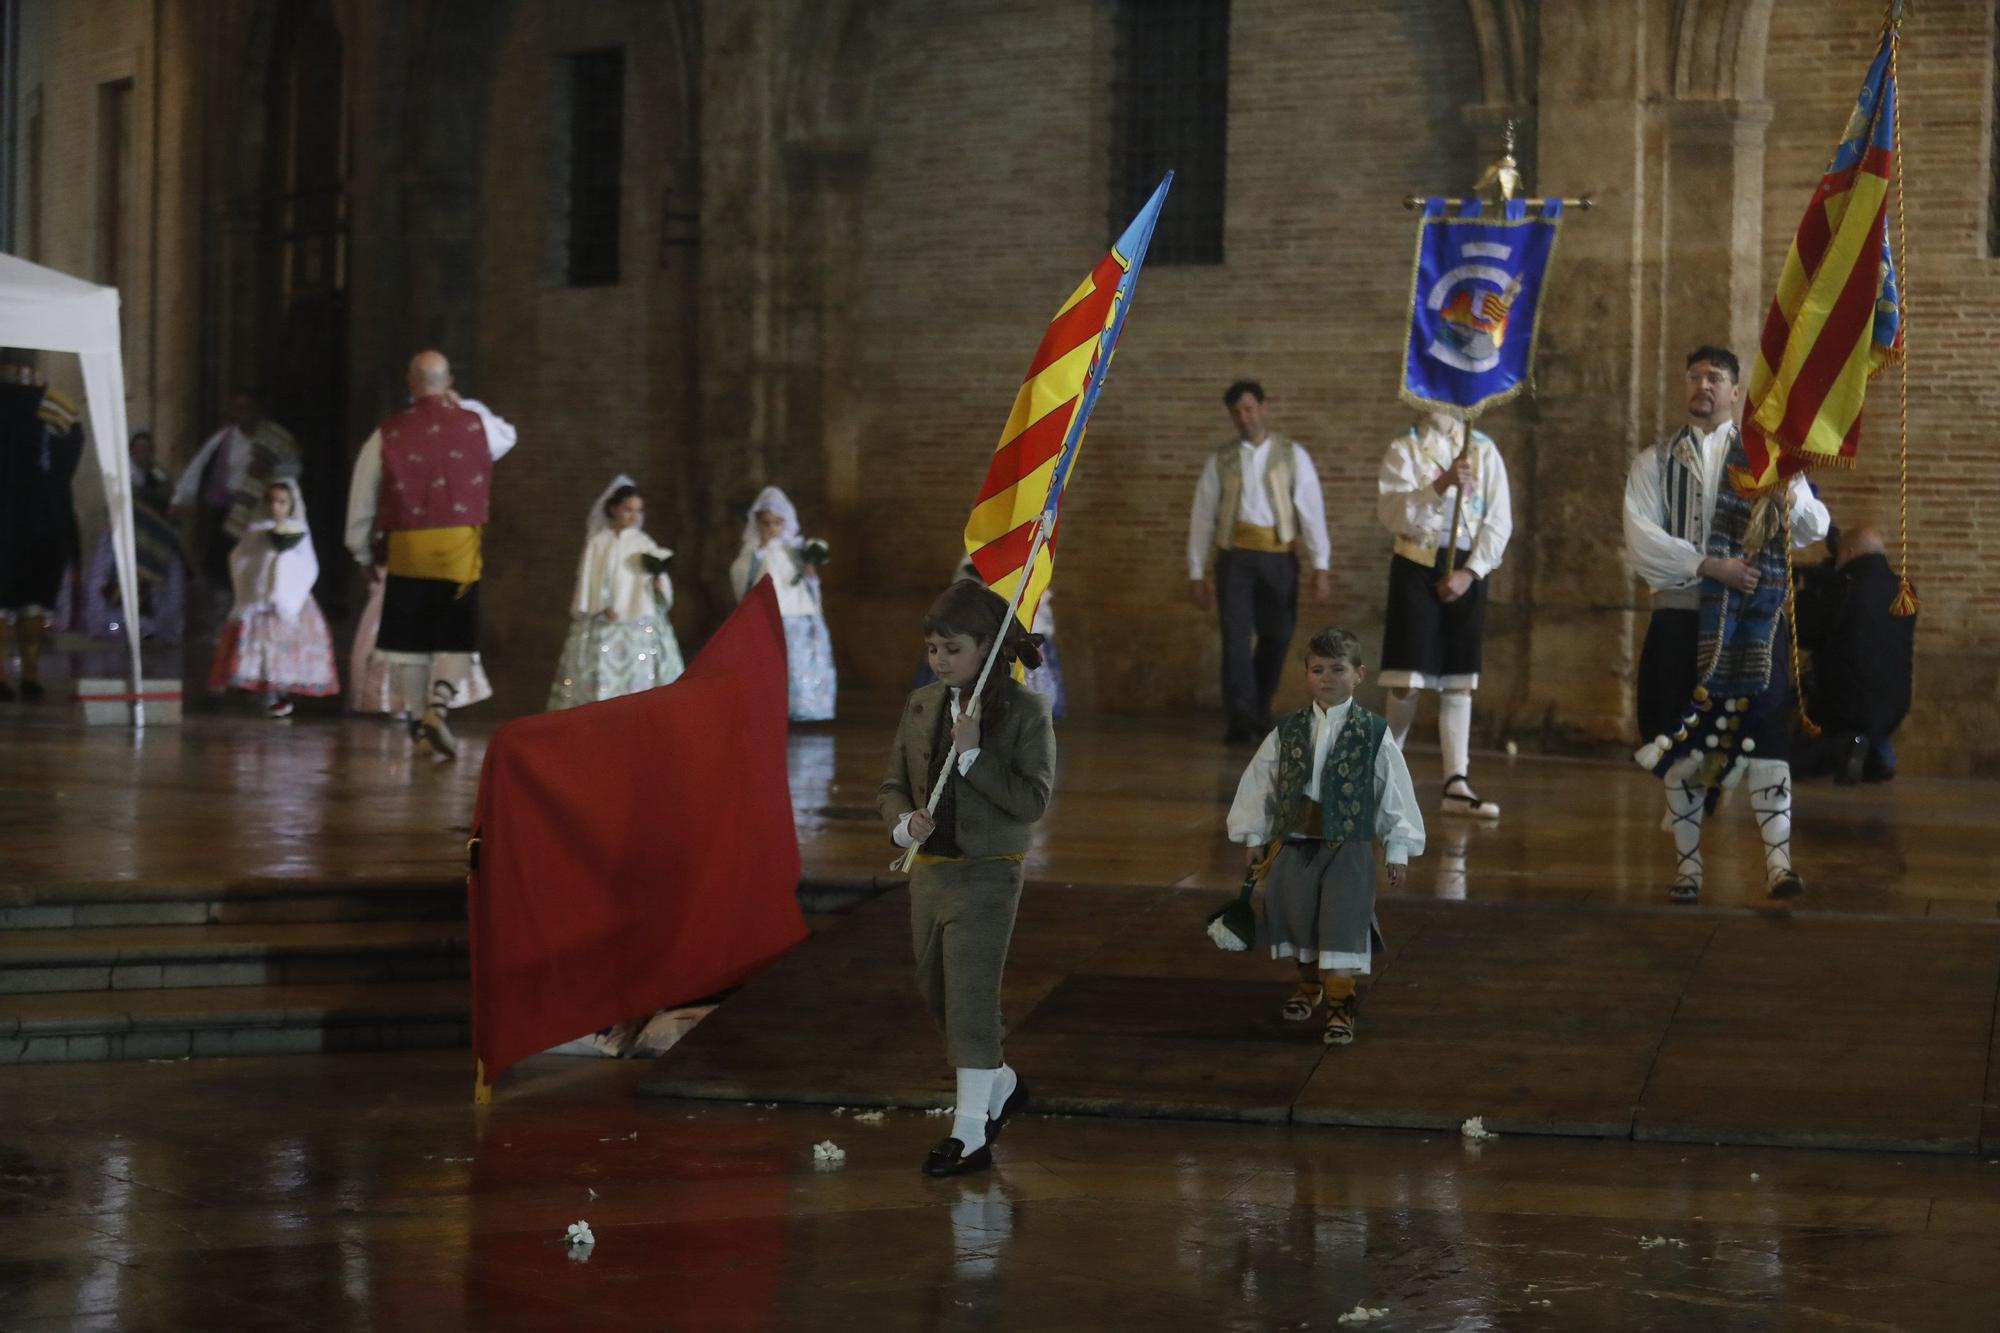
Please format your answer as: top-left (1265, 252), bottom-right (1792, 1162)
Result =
top-left (878, 679), bottom-right (1056, 858)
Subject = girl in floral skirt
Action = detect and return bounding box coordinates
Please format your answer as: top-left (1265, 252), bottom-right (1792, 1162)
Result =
top-left (209, 479), bottom-right (339, 717)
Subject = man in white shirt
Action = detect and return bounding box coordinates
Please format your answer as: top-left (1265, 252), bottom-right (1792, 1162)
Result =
top-left (170, 389), bottom-right (300, 595)
top-left (1623, 345), bottom-right (1829, 902)
top-left (1375, 410), bottom-right (1513, 819)
top-left (1187, 381), bottom-right (1334, 744)
top-left (345, 350), bottom-right (517, 760)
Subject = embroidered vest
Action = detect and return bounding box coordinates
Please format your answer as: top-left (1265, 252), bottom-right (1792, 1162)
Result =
top-left (375, 396), bottom-right (492, 532)
top-left (1392, 427), bottom-right (1495, 569)
top-left (1272, 703), bottom-right (1387, 843)
top-left (1212, 438), bottom-right (1303, 551)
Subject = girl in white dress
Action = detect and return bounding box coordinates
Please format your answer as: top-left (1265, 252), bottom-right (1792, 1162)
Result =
top-left (728, 485), bottom-right (836, 721)
top-left (208, 479), bottom-right (339, 716)
top-left (548, 475), bottom-right (686, 710)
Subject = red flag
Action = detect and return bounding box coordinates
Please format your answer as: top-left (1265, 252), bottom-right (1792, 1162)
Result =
top-left (469, 579), bottom-right (806, 1082)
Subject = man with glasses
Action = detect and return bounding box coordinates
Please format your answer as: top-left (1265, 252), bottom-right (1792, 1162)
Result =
top-left (1622, 346), bottom-right (1828, 902)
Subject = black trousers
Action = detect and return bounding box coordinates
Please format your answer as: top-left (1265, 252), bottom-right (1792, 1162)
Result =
top-left (1215, 549), bottom-right (1298, 736)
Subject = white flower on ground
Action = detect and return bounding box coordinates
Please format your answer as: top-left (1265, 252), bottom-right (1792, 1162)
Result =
top-left (565, 1221), bottom-right (596, 1247)
top-left (812, 1140), bottom-right (846, 1164)
top-left (851, 1109), bottom-right (885, 1125)
top-left (1461, 1116), bottom-right (1498, 1141)
top-left (1337, 1305), bottom-right (1389, 1325)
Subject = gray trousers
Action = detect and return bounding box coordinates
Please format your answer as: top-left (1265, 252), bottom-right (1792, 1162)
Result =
top-left (909, 857), bottom-right (1025, 1069)
top-left (1264, 839), bottom-right (1380, 973)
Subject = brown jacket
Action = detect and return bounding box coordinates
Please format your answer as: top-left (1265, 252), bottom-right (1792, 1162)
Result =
top-left (878, 679), bottom-right (1056, 858)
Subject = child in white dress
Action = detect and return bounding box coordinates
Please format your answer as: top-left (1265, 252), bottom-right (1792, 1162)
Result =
top-left (548, 476), bottom-right (685, 709)
top-left (728, 485), bottom-right (836, 721)
top-left (208, 479), bottom-right (339, 716)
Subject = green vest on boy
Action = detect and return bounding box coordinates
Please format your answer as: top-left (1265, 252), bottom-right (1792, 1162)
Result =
top-left (1273, 703), bottom-right (1387, 842)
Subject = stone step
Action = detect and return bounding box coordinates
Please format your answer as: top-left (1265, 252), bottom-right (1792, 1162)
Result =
top-left (0, 877), bottom-right (466, 929)
top-left (0, 920), bottom-right (471, 994)
top-left (0, 979), bottom-right (470, 1064)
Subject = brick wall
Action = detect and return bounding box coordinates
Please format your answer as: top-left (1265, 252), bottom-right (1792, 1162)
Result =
top-left (1762, 0), bottom-right (1999, 772)
top-left (837, 0), bottom-right (1490, 720)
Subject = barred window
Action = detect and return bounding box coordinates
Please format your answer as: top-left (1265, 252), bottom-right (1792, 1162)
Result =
top-left (1110, 0), bottom-right (1230, 264)
top-left (561, 49), bottom-right (625, 287)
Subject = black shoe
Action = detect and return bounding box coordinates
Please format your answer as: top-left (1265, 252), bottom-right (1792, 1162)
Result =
top-left (1833, 735), bottom-right (1865, 786)
top-left (922, 1137), bottom-right (993, 1178)
top-left (986, 1075), bottom-right (1029, 1143)
top-left (18, 679), bottom-right (44, 703)
top-left (1767, 870), bottom-right (1806, 900)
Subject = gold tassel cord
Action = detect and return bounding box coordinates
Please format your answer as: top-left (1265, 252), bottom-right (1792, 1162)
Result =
top-left (1887, 9), bottom-right (1920, 616)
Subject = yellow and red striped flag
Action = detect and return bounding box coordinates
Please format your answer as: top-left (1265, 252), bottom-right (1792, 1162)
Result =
top-left (1731, 27), bottom-right (1903, 495)
top-left (963, 175), bottom-right (1171, 634)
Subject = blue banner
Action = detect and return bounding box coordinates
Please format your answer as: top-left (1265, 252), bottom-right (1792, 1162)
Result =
top-left (1399, 197), bottom-right (1563, 417)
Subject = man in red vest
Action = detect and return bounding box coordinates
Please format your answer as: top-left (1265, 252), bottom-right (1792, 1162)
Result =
top-left (344, 350), bottom-right (517, 759)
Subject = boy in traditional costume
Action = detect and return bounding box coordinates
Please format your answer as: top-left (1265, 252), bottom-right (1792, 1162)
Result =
top-left (879, 581), bottom-right (1053, 1177)
top-left (1623, 346), bottom-right (1828, 902)
top-left (1228, 628), bottom-right (1425, 1046)
top-left (1375, 409), bottom-right (1513, 819)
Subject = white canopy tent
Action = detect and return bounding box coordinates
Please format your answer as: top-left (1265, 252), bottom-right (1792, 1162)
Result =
top-left (0, 253), bottom-right (143, 721)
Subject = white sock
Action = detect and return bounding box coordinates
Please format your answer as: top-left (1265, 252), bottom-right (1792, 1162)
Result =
top-left (1666, 780), bottom-right (1705, 888)
top-left (952, 1067), bottom-right (997, 1151)
top-left (1439, 690), bottom-right (1473, 785)
top-left (1384, 690), bottom-right (1419, 750)
top-left (398, 663), bottom-right (428, 709)
top-left (987, 1063), bottom-right (1017, 1119)
top-left (1747, 759), bottom-right (1793, 881)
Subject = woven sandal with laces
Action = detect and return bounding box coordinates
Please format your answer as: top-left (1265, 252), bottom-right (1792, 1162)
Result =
top-left (1280, 984), bottom-right (1323, 1023)
top-left (1323, 994), bottom-right (1357, 1046)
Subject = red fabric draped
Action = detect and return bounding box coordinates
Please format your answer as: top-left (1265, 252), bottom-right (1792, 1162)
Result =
top-left (469, 579), bottom-right (805, 1082)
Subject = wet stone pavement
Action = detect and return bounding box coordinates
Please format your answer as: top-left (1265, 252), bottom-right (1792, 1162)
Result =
top-left (2, 1051), bottom-right (1997, 1331)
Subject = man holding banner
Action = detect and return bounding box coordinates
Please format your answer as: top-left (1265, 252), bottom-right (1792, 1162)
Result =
top-left (1395, 194), bottom-right (1561, 805)
top-left (1186, 381), bottom-right (1334, 745)
top-left (1375, 409), bottom-right (1512, 819)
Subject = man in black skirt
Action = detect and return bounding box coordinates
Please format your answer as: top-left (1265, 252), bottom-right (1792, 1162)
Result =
top-left (1186, 381), bottom-right (1333, 743)
top-left (344, 351), bottom-right (517, 760)
top-left (1622, 346), bottom-right (1828, 901)
top-left (1375, 409), bottom-right (1513, 818)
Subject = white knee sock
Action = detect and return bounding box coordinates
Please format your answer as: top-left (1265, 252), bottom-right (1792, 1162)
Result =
top-left (987, 1063), bottom-right (1017, 1119)
top-left (398, 663), bottom-right (428, 710)
top-left (952, 1067), bottom-right (997, 1151)
top-left (1384, 690), bottom-right (1419, 750)
top-left (1438, 690), bottom-right (1473, 785)
top-left (1747, 759), bottom-right (1793, 882)
top-left (431, 652), bottom-right (472, 705)
top-left (1665, 780), bottom-right (1705, 889)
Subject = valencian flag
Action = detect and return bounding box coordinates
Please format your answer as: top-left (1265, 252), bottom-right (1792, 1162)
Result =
top-left (1731, 29), bottom-right (1903, 496)
top-left (964, 173), bottom-right (1172, 635)
top-left (1399, 197), bottom-right (1563, 417)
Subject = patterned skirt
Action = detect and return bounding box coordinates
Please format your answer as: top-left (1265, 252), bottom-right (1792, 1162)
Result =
top-left (547, 613), bottom-right (686, 711)
top-left (784, 612), bottom-right (837, 721)
top-left (209, 603), bottom-right (341, 697)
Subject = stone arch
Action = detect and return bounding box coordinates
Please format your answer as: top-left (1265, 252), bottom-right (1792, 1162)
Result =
top-left (1670, 0), bottom-right (1777, 101)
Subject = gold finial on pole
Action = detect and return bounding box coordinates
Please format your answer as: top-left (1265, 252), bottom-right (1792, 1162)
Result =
top-left (1403, 119), bottom-right (1594, 211)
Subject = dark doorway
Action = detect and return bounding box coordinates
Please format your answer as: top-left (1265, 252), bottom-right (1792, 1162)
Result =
top-left (256, 0), bottom-right (348, 610)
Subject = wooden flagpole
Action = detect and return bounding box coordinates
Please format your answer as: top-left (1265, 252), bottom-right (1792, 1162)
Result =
top-left (892, 512), bottom-right (1052, 874)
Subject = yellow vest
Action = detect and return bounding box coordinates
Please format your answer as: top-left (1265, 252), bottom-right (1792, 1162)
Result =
top-left (1212, 439), bottom-right (1303, 553)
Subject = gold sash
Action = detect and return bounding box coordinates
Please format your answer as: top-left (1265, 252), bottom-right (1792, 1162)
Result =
top-left (387, 526), bottom-right (483, 591)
